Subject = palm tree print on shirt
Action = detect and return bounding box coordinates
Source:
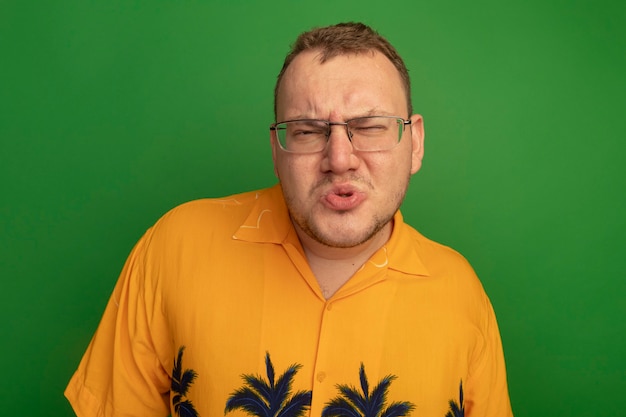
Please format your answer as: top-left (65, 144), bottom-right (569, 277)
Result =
top-left (445, 381), bottom-right (464, 417)
top-left (321, 363), bottom-right (414, 417)
top-left (225, 352), bottom-right (313, 417)
top-left (172, 346), bottom-right (199, 417)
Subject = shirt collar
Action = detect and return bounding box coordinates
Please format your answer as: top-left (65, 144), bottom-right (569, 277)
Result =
top-left (232, 184), bottom-right (291, 244)
top-left (384, 210), bottom-right (431, 277)
top-left (233, 184), bottom-right (430, 278)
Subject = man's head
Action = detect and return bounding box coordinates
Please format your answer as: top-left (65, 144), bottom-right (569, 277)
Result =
top-left (271, 22), bottom-right (424, 252)
top-left (274, 22), bottom-right (413, 118)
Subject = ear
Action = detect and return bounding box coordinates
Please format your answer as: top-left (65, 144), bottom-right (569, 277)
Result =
top-left (270, 128), bottom-right (280, 178)
top-left (409, 114), bottom-right (425, 175)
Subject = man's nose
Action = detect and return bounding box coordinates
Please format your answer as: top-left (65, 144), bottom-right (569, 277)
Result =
top-left (322, 124), bottom-right (359, 174)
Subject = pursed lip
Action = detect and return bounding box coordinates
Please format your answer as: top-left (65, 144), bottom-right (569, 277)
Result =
top-left (319, 183), bottom-right (367, 211)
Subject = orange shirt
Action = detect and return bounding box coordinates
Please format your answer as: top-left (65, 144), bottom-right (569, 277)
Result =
top-left (65, 184), bottom-right (513, 417)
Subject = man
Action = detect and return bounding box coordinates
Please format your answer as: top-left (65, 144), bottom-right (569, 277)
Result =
top-left (66, 22), bottom-right (513, 417)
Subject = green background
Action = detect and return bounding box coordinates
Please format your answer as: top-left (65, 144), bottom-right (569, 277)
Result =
top-left (1, 1), bottom-right (624, 415)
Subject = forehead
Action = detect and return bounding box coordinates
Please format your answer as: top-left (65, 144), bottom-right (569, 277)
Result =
top-left (276, 50), bottom-right (407, 119)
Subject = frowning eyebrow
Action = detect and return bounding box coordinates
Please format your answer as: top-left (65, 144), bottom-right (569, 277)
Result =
top-left (282, 108), bottom-right (396, 122)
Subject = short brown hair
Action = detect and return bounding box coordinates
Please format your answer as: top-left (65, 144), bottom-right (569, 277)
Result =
top-left (274, 22), bottom-right (412, 118)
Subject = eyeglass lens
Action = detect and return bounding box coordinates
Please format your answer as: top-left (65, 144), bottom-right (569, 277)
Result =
top-left (274, 116), bottom-right (406, 153)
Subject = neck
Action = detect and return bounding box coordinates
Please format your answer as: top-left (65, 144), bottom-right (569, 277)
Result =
top-left (294, 221), bottom-right (393, 299)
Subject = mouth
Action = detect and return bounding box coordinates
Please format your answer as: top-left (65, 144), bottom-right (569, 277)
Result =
top-left (322, 185), bottom-right (364, 211)
top-left (330, 183), bottom-right (359, 196)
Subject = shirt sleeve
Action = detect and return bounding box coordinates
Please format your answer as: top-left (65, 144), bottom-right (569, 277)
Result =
top-left (465, 295), bottom-right (514, 416)
top-left (65, 228), bottom-right (172, 417)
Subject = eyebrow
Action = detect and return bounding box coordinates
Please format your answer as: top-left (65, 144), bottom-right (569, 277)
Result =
top-left (283, 108), bottom-right (395, 122)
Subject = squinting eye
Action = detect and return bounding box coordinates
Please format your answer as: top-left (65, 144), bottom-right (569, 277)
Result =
top-left (352, 124), bottom-right (389, 135)
top-left (356, 124), bottom-right (385, 131)
top-left (294, 128), bottom-right (324, 136)
top-left (289, 122), bottom-right (328, 137)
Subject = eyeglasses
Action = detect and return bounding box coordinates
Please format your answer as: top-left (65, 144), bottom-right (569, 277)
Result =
top-left (270, 116), bottom-right (411, 153)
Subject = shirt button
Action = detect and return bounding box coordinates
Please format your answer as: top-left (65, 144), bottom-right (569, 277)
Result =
top-left (316, 372), bottom-right (326, 382)
top-left (326, 303), bottom-right (333, 311)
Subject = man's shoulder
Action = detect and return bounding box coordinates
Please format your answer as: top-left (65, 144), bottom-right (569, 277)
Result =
top-left (399, 221), bottom-right (478, 279)
top-left (396, 223), bottom-right (493, 309)
top-left (151, 187), bottom-right (276, 236)
top-left (172, 188), bottom-right (268, 215)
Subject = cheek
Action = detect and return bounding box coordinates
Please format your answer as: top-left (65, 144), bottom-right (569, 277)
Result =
top-left (275, 157), bottom-right (294, 181)
top-left (275, 156), bottom-right (315, 193)
top-left (274, 153), bottom-right (292, 181)
top-left (368, 152), bottom-right (410, 176)
top-left (277, 154), bottom-right (321, 177)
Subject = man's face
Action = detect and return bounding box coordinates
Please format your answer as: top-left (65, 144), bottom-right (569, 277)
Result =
top-left (272, 50), bottom-right (424, 249)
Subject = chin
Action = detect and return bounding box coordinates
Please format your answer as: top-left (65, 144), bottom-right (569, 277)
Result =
top-left (315, 235), bottom-right (370, 249)
top-left (305, 218), bottom-right (390, 249)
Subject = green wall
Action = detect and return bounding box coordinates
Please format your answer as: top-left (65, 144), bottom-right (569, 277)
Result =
top-left (2, 1), bottom-right (624, 415)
